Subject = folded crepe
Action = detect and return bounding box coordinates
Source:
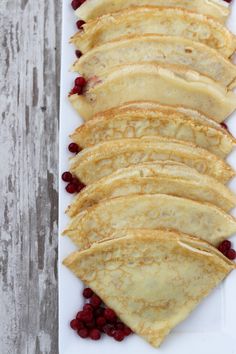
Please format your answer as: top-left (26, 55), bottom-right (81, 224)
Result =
top-left (71, 7), bottom-right (236, 57)
top-left (64, 194), bottom-right (236, 249)
top-left (72, 35), bottom-right (236, 88)
top-left (67, 162), bottom-right (236, 217)
top-left (70, 137), bottom-right (234, 185)
top-left (75, 0), bottom-right (229, 22)
top-left (63, 229), bottom-right (235, 347)
top-left (70, 102), bottom-right (236, 158)
top-left (69, 63), bottom-right (236, 121)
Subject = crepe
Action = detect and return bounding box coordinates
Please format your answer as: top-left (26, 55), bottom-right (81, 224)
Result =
top-left (72, 35), bottom-right (236, 88)
top-left (75, 0), bottom-right (229, 22)
top-left (71, 7), bottom-right (236, 57)
top-left (67, 162), bottom-right (236, 217)
top-left (64, 194), bottom-right (236, 248)
top-left (63, 229), bottom-right (235, 347)
top-left (69, 63), bottom-right (236, 122)
top-left (70, 137), bottom-right (234, 185)
top-left (70, 102), bottom-right (236, 158)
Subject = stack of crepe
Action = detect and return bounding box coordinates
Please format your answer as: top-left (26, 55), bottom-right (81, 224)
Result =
top-left (63, 0), bottom-right (236, 347)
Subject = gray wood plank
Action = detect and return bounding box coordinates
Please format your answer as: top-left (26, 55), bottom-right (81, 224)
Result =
top-left (0, 1), bottom-right (61, 353)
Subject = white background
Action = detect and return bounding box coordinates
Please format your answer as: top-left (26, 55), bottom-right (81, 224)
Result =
top-left (59, 1), bottom-right (236, 353)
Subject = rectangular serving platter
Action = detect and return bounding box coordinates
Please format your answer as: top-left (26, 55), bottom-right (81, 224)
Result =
top-left (59, 1), bottom-right (236, 353)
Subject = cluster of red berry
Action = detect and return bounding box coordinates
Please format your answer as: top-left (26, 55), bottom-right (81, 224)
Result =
top-left (70, 288), bottom-right (133, 341)
top-left (61, 143), bottom-right (85, 194)
top-left (217, 240), bottom-right (236, 260)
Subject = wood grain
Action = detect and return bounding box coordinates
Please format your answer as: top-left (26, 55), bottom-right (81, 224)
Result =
top-left (0, 1), bottom-right (61, 353)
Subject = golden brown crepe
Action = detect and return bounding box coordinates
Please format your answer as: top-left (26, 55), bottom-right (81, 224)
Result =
top-left (67, 162), bottom-right (236, 217)
top-left (64, 194), bottom-right (236, 249)
top-left (70, 137), bottom-right (235, 185)
top-left (72, 35), bottom-right (236, 88)
top-left (63, 229), bottom-right (235, 347)
top-left (75, 0), bottom-right (230, 22)
top-left (71, 7), bottom-right (236, 56)
top-left (69, 63), bottom-right (236, 121)
top-left (70, 102), bottom-right (236, 158)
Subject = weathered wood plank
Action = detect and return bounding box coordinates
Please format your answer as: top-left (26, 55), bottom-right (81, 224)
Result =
top-left (0, 1), bottom-right (61, 353)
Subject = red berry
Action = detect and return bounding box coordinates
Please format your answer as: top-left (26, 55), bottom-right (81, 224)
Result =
top-left (96, 316), bottom-right (106, 327)
top-left (218, 240), bottom-right (231, 254)
top-left (76, 20), bottom-right (86, 30)
top-left (70, 319), bottom-right (79, 330)
top-left (76, 309), bottom-right (94, 323)
top-left (75, 77), bottom-right (87, 87)
top-left (113, 330), bottom-right (125, 342)
top-left (123, 326), bottom-right (133, 336)
top-left (83, 304), bottom-right (94, 312)
top-left (62, 171), bottom-right (73, 182)
top-left (226, 249), bottom-right (236, 260)
top-left (76, 311), bottom-right (84, 321)
top-left (75, 50), bottom-right (83, 58)
top-left (90, 295), bottom-right (102, 308)
top-left (78, 328), bottom-right (89, 338)
top-left (89, 329), bottom-right (101, 340)
top-left (83, 310), bottom-right (94, 323)
top-left (71, 0), bottom-right (80, 10)
top-left (104, 308), bottom-right (117, 322)
top-left (68, 142), bottom-right (81, 154)
top-left (66, 183), bottom-right (77, 194)
top-left (83, 287), bottom-right (93, 299)
top-left (224, 0), bottom-right (231, 3)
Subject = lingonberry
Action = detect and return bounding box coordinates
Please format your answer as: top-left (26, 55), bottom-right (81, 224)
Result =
top-left (218, 240), bottom-right (231, 254)
top-left (83, 304), bottom-right (94, 312)
top-left (96, 316), bottom-right (106, 327)
top-left (61, 171), bottom-right (73, 182)
top-left (104, 308), bottom-right (117, 322)
top-left (113, 330), bottom-right (125, 342)
top-left (71, 0), bottom-right (80, 10)
top-left (75, 50), bottom-right (83, 58)
top-left (226, 249), bottom-right (236, 260)
top-left (70, 319), bottom-right (79, 330)
top-left (66, 183), bottom-right (77, 194)
top-left (76, 20), bottom-right (86, 30)
top-left (83, 287), bottom-right (93, 299)
top-left (89, 329), bottom-right (101, 340)
top-left (78, 328), bottom-right (89, 338)
top-left (90, 295), bottom-right (102, 308)
top-left (123, 325), bottom-right (133, 336)
top-left (68, 142), bottom-right (81, 154)
top-left (75, 77), bottom-right (86, 87)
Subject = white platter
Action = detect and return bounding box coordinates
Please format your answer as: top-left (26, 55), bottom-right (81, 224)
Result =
top-left (59, 1), bottom-right (236, 353)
